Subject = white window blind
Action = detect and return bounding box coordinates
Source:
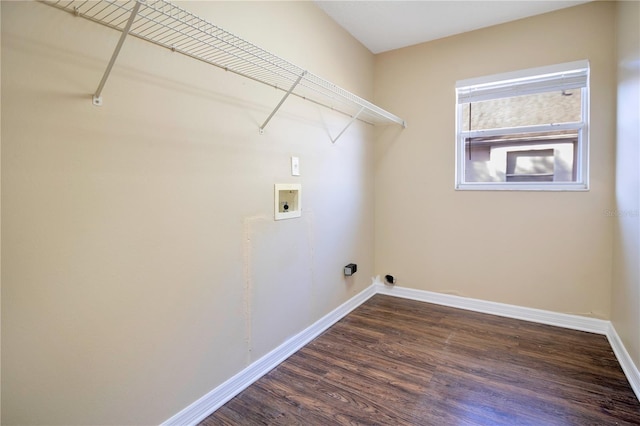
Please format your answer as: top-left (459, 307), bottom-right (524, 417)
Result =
top-left (456, 60), bottom-right (589, 104)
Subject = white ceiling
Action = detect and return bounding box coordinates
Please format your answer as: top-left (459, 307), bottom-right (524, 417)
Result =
top-left (314, 1), bottom-right (590, 54)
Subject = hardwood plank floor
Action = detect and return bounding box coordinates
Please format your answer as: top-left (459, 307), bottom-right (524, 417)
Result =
top-left (200, 295), bottom-right (640, 425)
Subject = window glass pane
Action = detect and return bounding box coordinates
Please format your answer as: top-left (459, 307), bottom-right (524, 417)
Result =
top-left (461, 90), bottom-right (582, 131)
top-left (463, 130), bottom-right (578, 183)
top-left (506, 149), bottom-right (554, 182)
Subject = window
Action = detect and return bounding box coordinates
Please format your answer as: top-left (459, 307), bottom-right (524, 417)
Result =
top-left (455, 60), bottom-right (589, 190)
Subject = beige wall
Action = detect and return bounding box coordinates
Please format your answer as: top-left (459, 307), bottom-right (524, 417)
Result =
top-left (374, 2), bottom-right (617, 317)
top-left (1, 1), bottom-right (375, 424)
top-left (0, 3), bottom-right (3, 423)
top-left (2, 1), bottom-right (636, 425)
top-left (612, 0), bottom-right (640, 370)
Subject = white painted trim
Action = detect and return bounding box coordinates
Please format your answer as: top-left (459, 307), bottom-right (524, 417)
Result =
top-left (375, 283), bottom-right (639, 402)
top-left (455, 182), bottom-right (590, 192)
top-left (374, 283), bottom-right (610, 334)
top-left (607, 323), bottom-right (640, 401)
top-left (455, 59), bottom-right (589, 91)
top-left (161, 284), bottom-right (377, 426)
top-left (163, 281), bottom-right (639, 425)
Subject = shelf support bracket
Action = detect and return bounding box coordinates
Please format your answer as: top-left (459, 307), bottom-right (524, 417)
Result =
top-left (92, 0), bottom-right (142, 106)
top-left (330, 106), bottom-right (366, 144)
top-left (259, 71), bottom-right (307, 134)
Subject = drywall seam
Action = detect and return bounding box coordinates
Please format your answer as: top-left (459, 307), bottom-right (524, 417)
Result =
top-left (242, 215), bottom-right (272, 364)
top-left (160, 282), bottom-right (377, 426)
top-left (242, 217), bottom-right (251, 364)
top-left (242, 216), bottom-right (267, 364)
top-left (305, 210), bottom-right (318, 317)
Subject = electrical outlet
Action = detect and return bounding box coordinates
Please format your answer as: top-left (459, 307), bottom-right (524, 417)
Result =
top-left (344, 263), bottom-right (357, 276)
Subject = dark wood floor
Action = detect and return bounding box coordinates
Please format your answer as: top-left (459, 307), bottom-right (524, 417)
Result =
top-left (201, 295), bottom-right (640, 425)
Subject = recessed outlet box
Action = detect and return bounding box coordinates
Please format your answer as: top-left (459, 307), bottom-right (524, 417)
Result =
top-left (274, 183), bottom-right (301, 221)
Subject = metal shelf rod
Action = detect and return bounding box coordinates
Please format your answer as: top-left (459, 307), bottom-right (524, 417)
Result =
top-left (43, 0), bottom-right (407, 139)
top-left (260, 71), bottom-right (307, 134)
top-left (92, 0), bottom-right (141, 106)
top-left (331, 106), bottom-right (365, 144)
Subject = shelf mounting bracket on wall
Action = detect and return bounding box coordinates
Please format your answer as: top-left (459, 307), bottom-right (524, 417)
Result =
top-left (331, 106), bottom-right (365, 144)
top-left (259, 71), bottom-right (307, 134)
top-left (91, 0), bottom-right (141, 106)
top-left (43, 0), bottom-right (407, 141)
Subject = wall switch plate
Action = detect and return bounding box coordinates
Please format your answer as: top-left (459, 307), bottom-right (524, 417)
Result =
top-left (291, 156), bottom-right (300, 176)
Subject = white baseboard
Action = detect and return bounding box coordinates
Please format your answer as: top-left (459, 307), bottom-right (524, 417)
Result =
top-left (161, 284), bottom-right (377, 426)
top-left (375, 282), bottom-right (638, 401)
top-left (374, 282), bottom-right (610, 335)
top-left (607, 323), bottom-right (640, 401)
top-left (163, 280), bottom-right (638, 424)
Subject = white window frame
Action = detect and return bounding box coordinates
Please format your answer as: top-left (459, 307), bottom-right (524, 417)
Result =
top-left (455, 60), bottom-right (590, 191)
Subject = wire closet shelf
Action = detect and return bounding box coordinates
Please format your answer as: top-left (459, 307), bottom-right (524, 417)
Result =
top-left (42, 0), bottom-right (406, 141)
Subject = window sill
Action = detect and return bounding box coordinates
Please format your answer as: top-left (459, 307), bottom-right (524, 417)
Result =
top-left (455, 182), bottom-right (590, 191)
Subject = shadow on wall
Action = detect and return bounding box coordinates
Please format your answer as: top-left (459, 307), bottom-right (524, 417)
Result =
top-left (374, 124), bottom-right (405, 167)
